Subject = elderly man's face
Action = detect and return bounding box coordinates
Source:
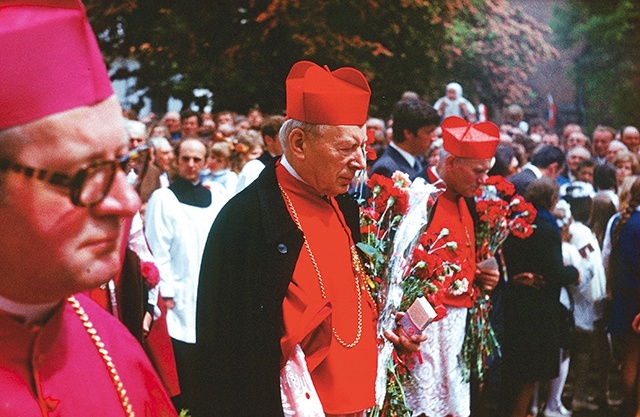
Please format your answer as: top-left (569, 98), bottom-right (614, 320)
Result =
top-left (163, 115), bottom-right (181, 133)
top-left (299, 125), bottom-right (366, 196)
top-left (217, 113), bottom-right (234, 126)
top-left (0, 97), bottom-right (140, 303)
top-left (566, 133), bottom-right (588, 150)
top-left (446, 156), bottom-right (493, 198)
top-left (156, 146), bottom-right (174, 172)
top-left (622, 127), bottom-right (640, 153)
top-left (129, 133), bottom-right (145, 149)
top-left (567, 148), bottom-right (590, 174)
top-left (592, 130), bottom-right (612, 157)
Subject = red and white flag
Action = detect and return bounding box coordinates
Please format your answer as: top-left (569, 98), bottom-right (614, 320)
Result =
top-left (548, 94), bottom-right (557, 129)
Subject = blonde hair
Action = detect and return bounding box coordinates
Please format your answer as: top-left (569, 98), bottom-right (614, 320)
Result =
top-left (618, 175), bottom-right (639, 212)
top-left (230, 130), bottom-right (264, 173)
top-left (612, 150), bottom-right (639, 172)
top-left (209, 141), bottom-right (233, 159)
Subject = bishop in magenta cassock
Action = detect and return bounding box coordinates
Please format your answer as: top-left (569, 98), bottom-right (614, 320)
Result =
top-left (0, 1), bottom-right (177, 415)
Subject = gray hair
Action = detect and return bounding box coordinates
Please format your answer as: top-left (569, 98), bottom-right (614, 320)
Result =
top-left (278, 119), bottom-right (329, 150)
top-left (149, 137), bottom-right (172, 151)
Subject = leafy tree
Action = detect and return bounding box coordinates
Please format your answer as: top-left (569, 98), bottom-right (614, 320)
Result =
top-left (551, 0), bottom-right (640, 130)
top-left (87, 0), bottom-right (556, 118)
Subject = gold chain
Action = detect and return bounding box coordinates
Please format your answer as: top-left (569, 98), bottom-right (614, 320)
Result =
top-left (68, 296), bottom-right (135, 417)
top-left (278, 184), bottom-right (364, 348)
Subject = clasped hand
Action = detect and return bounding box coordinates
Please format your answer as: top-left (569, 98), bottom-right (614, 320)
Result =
top-left (383, 312), bottom-right (427, 355)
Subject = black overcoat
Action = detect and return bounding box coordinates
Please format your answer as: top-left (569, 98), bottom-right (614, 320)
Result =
top-left (193, 160), bottom-right (360, 416)
top-left (501, 208), bottom-right (579, 383)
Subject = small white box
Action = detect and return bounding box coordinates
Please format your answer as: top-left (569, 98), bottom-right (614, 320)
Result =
top-left (399, 296), bottom-right (437, 337)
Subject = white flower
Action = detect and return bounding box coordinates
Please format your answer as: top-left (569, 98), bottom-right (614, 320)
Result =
top-left (450, 278), bottom-right (469, 296)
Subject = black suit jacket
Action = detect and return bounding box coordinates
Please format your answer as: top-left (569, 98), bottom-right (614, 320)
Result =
top-left (370, 145), bottom-right (421, 180)
top-left (194, 160), bottom-right (361, 416)
top-left (507, 167), bottom-right (537, 196)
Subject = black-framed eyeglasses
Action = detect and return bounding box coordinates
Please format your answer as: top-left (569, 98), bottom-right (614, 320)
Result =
top-left (0, 146), bottom-right (149, 208)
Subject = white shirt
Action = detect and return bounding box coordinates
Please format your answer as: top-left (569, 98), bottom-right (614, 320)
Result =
top-left (236, 159), bottom-right (265, 193)
top-left (145, 185), bottom-right (227, 343)
top-left (521, 162), bottom-right (543, 179)
top-left (202, 169), bottom-right (239, 200)
top-left (389, 141), bottom-right (417, 168)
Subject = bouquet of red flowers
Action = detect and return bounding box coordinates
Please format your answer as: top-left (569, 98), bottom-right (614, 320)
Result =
top-left (474, 176), bottom-right (536, 260)
top-left (459, 175), bottom-right (536, 381)
top-left (358, 172), bottom-right (445, 417)
top-left (359, 172), bottom-right (412, 305)
top-left (401, 225), bottom-right (469, 320)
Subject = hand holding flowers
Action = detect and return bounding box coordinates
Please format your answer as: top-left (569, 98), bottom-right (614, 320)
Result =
top-left (459, 175), bottom-right (536, 382)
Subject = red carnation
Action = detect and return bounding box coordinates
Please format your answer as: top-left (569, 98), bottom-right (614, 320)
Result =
top-left (365, 146), bottom-right (377, 161)
top-left (511, 217), bottom-right (535, 239)
top-left (140, 261), bottom-right (160, 289)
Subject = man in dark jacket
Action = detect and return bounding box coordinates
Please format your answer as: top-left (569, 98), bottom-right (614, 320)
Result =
top-left (508, 145), bottom-right (566, 196)
top-left (370, 98), bottom-right (440, 180)
top-left (194, 61), bottom-right (422, 416)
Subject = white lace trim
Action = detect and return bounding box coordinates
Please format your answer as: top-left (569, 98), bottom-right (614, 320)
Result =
top-left (404, 306), bottom-right (470, 417)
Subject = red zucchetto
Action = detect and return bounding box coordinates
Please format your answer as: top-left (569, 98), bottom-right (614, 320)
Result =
top-left (285, 61), bottom-right (371, 126)
top-left (441, 116), bottom-right (500, 159)
top-left (0, 0), bottom-right (114, 130)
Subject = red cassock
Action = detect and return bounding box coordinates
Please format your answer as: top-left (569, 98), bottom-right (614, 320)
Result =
top-left (277, 163), bottom-right (378, 415)
top-left (429, 188), bottom-right (477, 308)
top-left (0, 293), bottom-right (177, 416)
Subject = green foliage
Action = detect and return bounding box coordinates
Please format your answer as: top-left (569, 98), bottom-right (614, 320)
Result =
top-left (86, 0), bottom-right (556, 117)
top-left (551, 0), bottom-right (640, 129)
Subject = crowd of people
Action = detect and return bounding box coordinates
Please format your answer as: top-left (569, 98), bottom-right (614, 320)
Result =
top-left (2, 2), bottom-right (640, 417)
top-left (122, 95), bottom-right (640, 417)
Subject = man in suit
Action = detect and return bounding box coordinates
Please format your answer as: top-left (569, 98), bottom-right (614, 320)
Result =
top-left (370, 98), bottom-right (440, 180)
top-left (508, 145), bottom-right (566, 196)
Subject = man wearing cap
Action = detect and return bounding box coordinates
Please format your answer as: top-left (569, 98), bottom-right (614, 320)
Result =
top-left (406, 116), bottom-right (501, 417)
top-left (370, 98), bottom-right (440, 180)
top-left (194, 61), bottom-right (423, 417)
top-left (0, 1), bottom-right (177, 415)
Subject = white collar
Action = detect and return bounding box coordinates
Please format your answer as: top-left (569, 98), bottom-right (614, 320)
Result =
top-left (523, 162), bottom-right (543, 179)
top-left (389, 142), bottom-right (416, 167)
top-left (0, 293), bottom-right (60, 323)
top-left (280, 154), bottom-right (306, 183)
